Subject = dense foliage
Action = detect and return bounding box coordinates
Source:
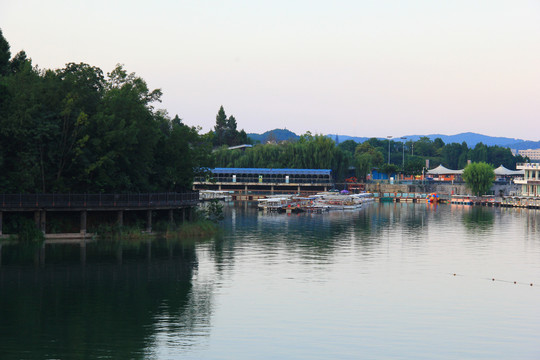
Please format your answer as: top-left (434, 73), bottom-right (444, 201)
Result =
top-left (0, 30), bottom-right (212, 193)
top-left (462, 162), bottom-right (495, 196)
top-left (214, 132), bottom-right (350, 180)
top-left (0, 29), bottom-right (526, 192)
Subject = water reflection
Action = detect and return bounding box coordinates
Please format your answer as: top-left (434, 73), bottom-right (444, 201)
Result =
top-left (462, 207), bottom-right (495, 234)
top-left (0, 238), bottom-right (211, 360)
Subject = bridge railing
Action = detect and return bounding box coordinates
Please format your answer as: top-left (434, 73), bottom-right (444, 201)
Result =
top-left (0, 192), bottom-right (199, 209)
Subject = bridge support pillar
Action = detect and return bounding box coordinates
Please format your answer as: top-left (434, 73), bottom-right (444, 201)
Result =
top-left (168, 209), bottom-right (174, 224)
top-left (181, 208), bottom-right (186, 223)
top-left (116, 245), bottom-right (123, 265)
top-left (80, 243), bottom-right (86, 267)
top-left (146, 210), bottom-right (152, 233)
top-left (80, 210), bottom-right (87, 234)
top-left (34, 211), bottom-right (40, 229)
top-left (34, 210), bottom-right (46, 234)
top-left (41, 211), bottom-right (47, 234)
top-left (117, 210), bottom-right (123, 226)
top-left (0, 211), bottom-right (2, 236)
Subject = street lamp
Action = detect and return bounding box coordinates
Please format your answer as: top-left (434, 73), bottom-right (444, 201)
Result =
top-left (387, 136), bottom-right (392, 164)
top-left (401, 137), bottom-right (407, 171)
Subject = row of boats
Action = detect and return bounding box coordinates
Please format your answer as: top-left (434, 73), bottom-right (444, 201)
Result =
top-left (258, 192), bottom-right (374, 213)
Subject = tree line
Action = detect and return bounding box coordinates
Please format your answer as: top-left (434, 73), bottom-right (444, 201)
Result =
top-left (0, 29), bottom-right (526, 192)
top-left (215, 135), bottom-right (524, 182)
top-left (0, 29), bottom-right (213, 193)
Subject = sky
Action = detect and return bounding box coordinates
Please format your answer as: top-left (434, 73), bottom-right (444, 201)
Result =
top-left (1, 0), bottom-right (539, 140)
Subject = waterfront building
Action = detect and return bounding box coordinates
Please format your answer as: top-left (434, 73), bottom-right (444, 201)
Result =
top-left (515, 163), bottom-right (540, 196)
top-left (193, 168), bottom-right (334, 199)
top-left (517, 149), bottom-right (540, 161)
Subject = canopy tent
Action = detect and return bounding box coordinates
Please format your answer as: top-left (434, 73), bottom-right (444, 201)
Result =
top-left (426, 164), bottom-right (463, 175)
top-left (494, 165), bottom-right (524, 176)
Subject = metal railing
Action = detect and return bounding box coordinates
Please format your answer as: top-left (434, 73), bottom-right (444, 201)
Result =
top-left (0, 192), bottom-right (199, 209)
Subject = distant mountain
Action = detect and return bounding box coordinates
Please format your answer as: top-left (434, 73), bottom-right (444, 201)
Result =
top-left (399, 132), bottom-right (524, 147)
top-left (506, 140), bottom-right (540, 151)
top-left (248, 130), bottom-right (540, 150)
top-left (327, 134), bottom-right (370, 144)
top-left (247, 128), bottom-right (300, 143)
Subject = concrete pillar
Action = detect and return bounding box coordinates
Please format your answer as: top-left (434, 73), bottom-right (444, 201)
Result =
top-left (271, 185), bottom-right (274, 195)
top-left (297, 186), bottom-right (301, 194)
top-left (40, 210), bottom-right (46, 234)
top-left (146, 209), bottom-right (152, 233)
top-left (0, 211), bottom-right (2, 236)
top-left (39, 243), bottom-right (45, 266)
top-left (34, 211), bottom-right (40, 228)
top-left (116, 245), bottom-right (123, 265)
top-left (80, 243), bottom-right (86, 267)
top-left (80, 210), bottom-right (87, 234)
top-left (181, 208), bottom-right (186, 223)
top-left (117, 210), bottom-right (123, 226)
top-left (245, 185), bottom-right (248, 193)
top-left (218, 184), bottom-right (222, 191)
top-left (168, 209), bottom-right (174, 224)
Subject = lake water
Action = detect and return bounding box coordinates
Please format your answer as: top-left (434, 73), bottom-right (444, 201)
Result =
top-left (1, 202), bottom-right (539, 359)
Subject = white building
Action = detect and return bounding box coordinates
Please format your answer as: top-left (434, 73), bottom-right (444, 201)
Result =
top-left (517, 149), bottom-right (540, 161)
top-left (515, 163), bottom-right (540, 196)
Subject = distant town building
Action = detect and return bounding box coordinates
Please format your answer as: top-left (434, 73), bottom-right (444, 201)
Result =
top-left (518, 149), bottom-right (540, 161)
top-left (515, 163), bottom-right (540, 196)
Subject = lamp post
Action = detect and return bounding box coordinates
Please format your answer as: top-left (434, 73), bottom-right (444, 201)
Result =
top-left (387, 136), bottom-right (392, 164)
top-left (401, 137), bottom-right (407, 179)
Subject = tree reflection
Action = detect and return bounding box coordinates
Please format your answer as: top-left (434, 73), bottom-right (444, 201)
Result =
top-left (462, 207), bottom-right (495, 233)
top-left (0, 237), bottom-right (212, 360)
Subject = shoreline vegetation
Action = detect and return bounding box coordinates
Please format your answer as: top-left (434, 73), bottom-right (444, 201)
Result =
top-left (0, 219), bottom-right (221, 245)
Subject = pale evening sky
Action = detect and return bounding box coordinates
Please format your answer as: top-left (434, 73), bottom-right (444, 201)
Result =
top-left (1, 0), bottom-right (539, 140)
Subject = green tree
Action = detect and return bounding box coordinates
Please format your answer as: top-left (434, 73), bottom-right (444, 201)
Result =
top-left (469, 142), bottom-right (488, 163)
top-left (462, 162), bottom-right (494, 196)
top-left (414, 137), bottom-right (435, 157)
top-left (441, 142), bottom-right (463, 169)
top-left (354, 142), bottom-right (383, 180)
top-left (212, 106), bottom-right (250, 147)
top-left (0, 28), bottom-right (10, 76)
top-left (337, 139), bottom-right (358, 155)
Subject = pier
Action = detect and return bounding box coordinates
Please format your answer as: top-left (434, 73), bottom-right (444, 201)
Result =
top-left (0, 192), bottom-right (199, 240)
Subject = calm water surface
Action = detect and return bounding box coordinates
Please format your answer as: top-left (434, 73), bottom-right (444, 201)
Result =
top-left (1, 202), bottom-right (539, 359)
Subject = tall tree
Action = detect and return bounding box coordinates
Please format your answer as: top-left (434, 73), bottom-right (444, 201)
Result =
top-left (462, 162), bottom-right (494, 196)
top-left (0, 28), bottom-right (11, 76)
top-left (213, 105), bottom-right (228, 146)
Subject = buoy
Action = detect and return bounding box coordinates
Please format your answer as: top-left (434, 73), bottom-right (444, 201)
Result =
top-left (514, 281), bottom-right (517, 284)
top-left (492, 278), bottom-right (495, 281)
